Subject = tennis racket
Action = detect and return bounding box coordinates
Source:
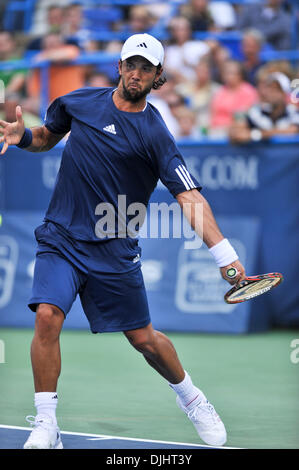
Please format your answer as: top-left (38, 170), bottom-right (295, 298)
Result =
top-left (224, 272), bottom-right (283, 304)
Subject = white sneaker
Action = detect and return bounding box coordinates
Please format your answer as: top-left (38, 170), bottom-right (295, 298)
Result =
top-left (176, 391), bottom-right (227, 446)
top-left (24, 414), bottom-right (63, 449)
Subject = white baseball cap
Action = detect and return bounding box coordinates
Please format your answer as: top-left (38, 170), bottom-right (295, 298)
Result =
top-left (121, 33), bottom-right (164, 66)
top-left (267, 72), bottom-right (291, 94)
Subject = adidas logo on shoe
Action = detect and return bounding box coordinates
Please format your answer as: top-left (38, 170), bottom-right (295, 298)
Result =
top-left (103, 124), bottom-right (116, 135)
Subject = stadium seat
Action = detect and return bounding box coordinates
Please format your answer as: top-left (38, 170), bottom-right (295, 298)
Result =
top-left (83, 6), bottom-right (123, 32)
top-left (3, 0), bottom-right (36, 32)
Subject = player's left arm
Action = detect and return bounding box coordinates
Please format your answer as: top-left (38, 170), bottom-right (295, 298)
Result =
top-left (176, 188), bottom-right (246, 285)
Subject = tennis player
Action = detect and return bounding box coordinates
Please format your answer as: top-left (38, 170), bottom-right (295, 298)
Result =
top-left (0, 33), bottom-right (245, 449)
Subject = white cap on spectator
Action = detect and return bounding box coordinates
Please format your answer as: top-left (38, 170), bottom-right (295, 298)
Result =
top-left (267, 72), bottom-right (291, 94)
top-left (121, 33), bottom-right (164, 66)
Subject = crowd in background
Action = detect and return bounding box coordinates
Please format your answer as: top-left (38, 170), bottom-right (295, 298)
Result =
top-left (0, 0), bottom-right (298, 142)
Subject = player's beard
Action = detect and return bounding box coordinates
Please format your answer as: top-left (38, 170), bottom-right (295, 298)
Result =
top-left (121, 77), bottom-right (153, 103)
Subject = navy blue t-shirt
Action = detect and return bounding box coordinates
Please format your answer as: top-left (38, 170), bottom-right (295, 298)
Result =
top-left (43, 87), bottom-right (201, 242)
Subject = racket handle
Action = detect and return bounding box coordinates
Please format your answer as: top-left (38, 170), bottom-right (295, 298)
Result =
top-left (226, 267), bottom-right (238, 279)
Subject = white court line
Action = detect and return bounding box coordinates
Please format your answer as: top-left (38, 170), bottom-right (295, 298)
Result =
top-left (86, 437), bottom-right (114, 441)
top-left (0, 423), bottom-right (242, 449)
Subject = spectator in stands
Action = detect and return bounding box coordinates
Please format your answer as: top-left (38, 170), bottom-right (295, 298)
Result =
top-left (144, 2), bottom-right (172, 24)
top-left (254, 66), bottom-right (272, 104)
top-left (0, 31), bottom-right (39, 125)
top-left (254, 62), bottom-right (295, 104)
top-left (63, 2), bottom-right (83, 36)
top-left (149, 71), bottom-right (177, 102)
top-left (180, 0), bottom-right (215, 32)
top-left (175, 56), bottom-right (220, 133)
top-left (147, 90), bottom-right (181, 139)
top-left (229, 72), bottom-right (299, 144)
top-left (208, 0), bottom-right (237, 31)
top-left (122, 5), bottom-right (157, 34)
top-left (86, 71), bottom-right (113, 88)
top-left (209, 59), bottom-right (258, 137)
top-left (260, 60), bottom-right (294, 81)
top-left (164, 16), bottom-right (210, 84)
top-left (92, 40), bottom-right (123, 86)
top-left (0, 92), bottom-right (41, 126)
top-left (252, 60), bottom-right (295, 103)
top-left (180, 0), bottom-right (236, 32)
top-left (236, 0), bottom-right (292, 51)
top-left (62, 2), bottom-right (91, 51)
top-left (208, 41), bottom-right (231, 84)
top-left (147, 71), bottom-right (185, 138)
top-left (240, 29), bottom-right (266, 86)
top-left (0, 1), bottom-right (9, 29)
top-left (0, 31), bottom-right (27, 98)
top-left (26, 31), bottom-right (85, 114)
top-left (163, 90), bottom-right (186, 119)
top-left (175, 106), bottom-right (202, 139)
top-left (26, 5), bottom-right (65, 52)
top-left (44, 4), bottom-right (65, 30)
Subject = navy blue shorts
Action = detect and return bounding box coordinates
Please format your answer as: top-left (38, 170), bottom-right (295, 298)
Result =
top-left (28, 222), bottom-right (151, 333)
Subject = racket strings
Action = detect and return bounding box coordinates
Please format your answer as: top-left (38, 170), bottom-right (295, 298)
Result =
top-left (225, 276), bottom-right (282, 302)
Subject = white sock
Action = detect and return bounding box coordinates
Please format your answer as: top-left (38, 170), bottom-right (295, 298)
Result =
top-left (34, 392), bottom-right (58, 425)
top-left (168, 371), bottom-right (203, 409)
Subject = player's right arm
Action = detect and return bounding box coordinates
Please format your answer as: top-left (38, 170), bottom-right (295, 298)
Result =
top-left (0, 105), bottom-right (66, 155)
top-left (176, 188), bottom-right (246, 285)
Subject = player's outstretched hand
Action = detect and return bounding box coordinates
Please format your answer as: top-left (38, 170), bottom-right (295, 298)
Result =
top-left (220, 260), bottom-right (246, 286)
top-left (0, 105), bottom-right (25, 155)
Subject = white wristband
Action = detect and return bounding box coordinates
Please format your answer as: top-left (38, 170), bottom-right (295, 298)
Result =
top-left (208, 238), bottom-right (239, 267)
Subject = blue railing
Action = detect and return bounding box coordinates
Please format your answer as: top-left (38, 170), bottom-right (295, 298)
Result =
top-left (53, 134), bottom-right (299, 149)
top-left (175, 135), bottom-right (299, 145)
top-left (4, 0), bottom-right (298, 43)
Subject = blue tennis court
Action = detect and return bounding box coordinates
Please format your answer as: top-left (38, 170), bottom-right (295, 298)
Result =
top-left (0, 424), bottom-right (233, 450)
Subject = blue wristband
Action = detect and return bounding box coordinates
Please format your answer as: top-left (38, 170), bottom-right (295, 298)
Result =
top-left (16, 128), bottom-right (33, 148)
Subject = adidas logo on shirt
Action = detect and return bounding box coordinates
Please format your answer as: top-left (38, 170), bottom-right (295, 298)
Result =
top-left (103, 124), bottom-right (116, 135)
